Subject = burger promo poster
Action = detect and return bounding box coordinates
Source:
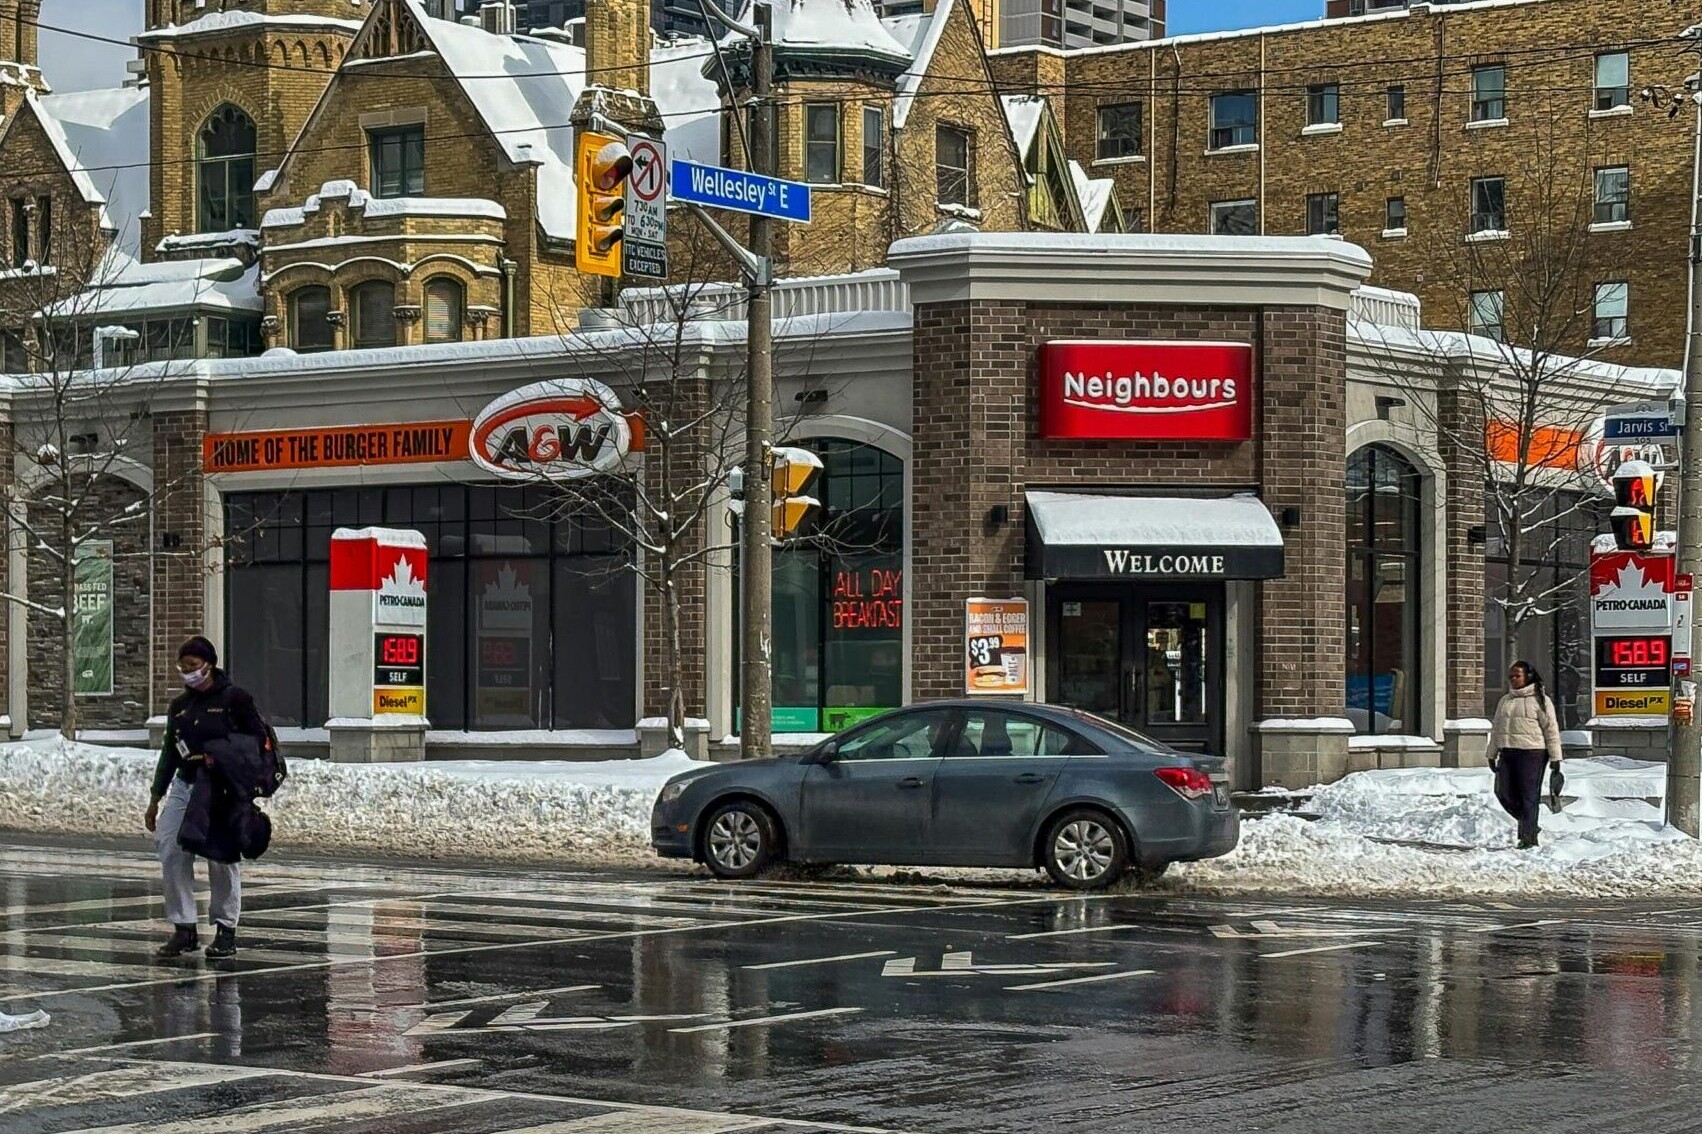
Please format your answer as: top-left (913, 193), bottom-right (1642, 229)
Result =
top-left (965, 598), bottom-right (1030, 695)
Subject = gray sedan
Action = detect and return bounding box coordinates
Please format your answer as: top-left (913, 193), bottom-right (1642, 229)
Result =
top-left (651, 701), bottom-right (1238, 889)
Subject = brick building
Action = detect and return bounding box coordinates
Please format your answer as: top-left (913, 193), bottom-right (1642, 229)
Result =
top-left (989, 0), bottom-right (1702, 368)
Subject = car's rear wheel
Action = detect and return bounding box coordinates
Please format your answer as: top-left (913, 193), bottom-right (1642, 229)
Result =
top-left (1042, 809), bottom-right (1129, 890)
top-left (702, 801), bottom-right (780, 879)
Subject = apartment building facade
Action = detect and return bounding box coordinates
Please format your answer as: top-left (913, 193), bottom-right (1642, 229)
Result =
top-left (878, 0), bottom-right (1163, 50)
top-left (991, 0), bottom-right (1701, 367)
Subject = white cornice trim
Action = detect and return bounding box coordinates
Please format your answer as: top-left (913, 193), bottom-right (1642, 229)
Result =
top-left (888, 233), bottom-right (1373, 310)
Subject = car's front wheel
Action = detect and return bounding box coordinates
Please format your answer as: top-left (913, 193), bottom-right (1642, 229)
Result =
top-left (701, 801), bottom-right (781, 879)
top-left (1042, 809), bottom-right (1129, 890)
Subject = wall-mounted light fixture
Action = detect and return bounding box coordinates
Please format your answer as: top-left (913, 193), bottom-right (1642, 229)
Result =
top-left (794, 388), bottom-right (827, 406)
top-left (984, 504), bottom-right (1010, 534)
top-left (1280, 506), bottom-right (1302, 528)
top-left (1467, 524), bottom-right (1487, 546)
top-left (1375, 395), bottom-right (1407, 421)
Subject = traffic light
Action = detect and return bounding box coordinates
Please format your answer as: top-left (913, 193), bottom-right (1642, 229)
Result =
top-left (1611, 458), bottom-right (1658, 551)
top-left (771, 447), bottom-right (821, 539)
top-left (576, 131), bottom-right (631, 278)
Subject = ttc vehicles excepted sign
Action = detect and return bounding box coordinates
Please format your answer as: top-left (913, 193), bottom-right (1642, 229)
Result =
top-left (622, 134), bottom-right (668, 280)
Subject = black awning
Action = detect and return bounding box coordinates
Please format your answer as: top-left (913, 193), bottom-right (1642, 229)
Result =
top-left (1025, 492), bottom-right (1285, 581)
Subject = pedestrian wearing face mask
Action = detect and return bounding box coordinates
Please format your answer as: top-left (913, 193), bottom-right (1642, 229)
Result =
top-left (1487, 659), bottom-right (1564, 849)
top-left (146, 636), bottom-right (268, 959)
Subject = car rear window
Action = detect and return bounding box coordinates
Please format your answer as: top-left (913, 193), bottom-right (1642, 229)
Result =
top-left (1060, 708), bottom-right (1170, 753)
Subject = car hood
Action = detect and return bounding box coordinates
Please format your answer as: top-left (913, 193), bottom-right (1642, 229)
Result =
top-left (664, 756), bottom-right (795, 787)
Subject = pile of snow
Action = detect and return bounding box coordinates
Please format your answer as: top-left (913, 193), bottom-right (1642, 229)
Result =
top-left (0, 739), bottom-right (707, 865)
top-left (1177, 757), bottom-right (1702, 897)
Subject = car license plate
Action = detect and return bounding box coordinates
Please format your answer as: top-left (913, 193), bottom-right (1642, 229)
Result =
top-left (1213, 784), bottom-right (1229, 807)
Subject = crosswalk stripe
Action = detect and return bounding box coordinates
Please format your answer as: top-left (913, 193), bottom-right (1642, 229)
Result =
top-left (48, 1083), bottom-right (493, 1133)
top-left (669, 1008), bottom-right (864, 1034)
top-left (239, 912), bottom-right (601, 941)
top-left (490, 1001), bottom-right (547, 1025)
top-left (0, 953), bottom-right (157, 980)
top-left (0, 1063), bottom-right (268, 1113)
top-left (493, 1114), bottom-right (772, 1133)
top-left (420, 983), bottom-right (600, 1011)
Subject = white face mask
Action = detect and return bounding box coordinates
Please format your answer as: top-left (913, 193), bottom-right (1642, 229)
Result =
top-left (181, 666), bottom-right (211, 689)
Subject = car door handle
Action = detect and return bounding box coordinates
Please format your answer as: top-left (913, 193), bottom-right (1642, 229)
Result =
top-left (1013, 773), bottom-right (1046, 784)
top-left (897, 776), bottom-right (927, 789)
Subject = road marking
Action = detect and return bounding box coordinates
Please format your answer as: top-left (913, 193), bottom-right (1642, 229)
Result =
top-left (883, 951), bottom-right (1117, 977)
top-left (1006, 968), bottom-right (1157, 991)
top-left (410, 1010), bottom-right (472, 1033)
top-left (491, 1001), bottom-right (548, 1025)
top-left (1007, 924), bottom-right (1138, 940)
top-left (0, 1064), bottom-right (269, 1113)
top-left (1465, 920), bottom-right (1566, 933)
top-left (44, 1083), bottom-right (489, 1132)
top-left (743, 950), bottom-right (897, 970)
top-left (669, 1007), bottom-right (864, 1034)
top-left (420, 983), bottom-right (600, 1011)
top-left (1210, 920), bottom-right (1387, 940)
top-left (495, 1114), bottom-right (772, 1132)
top-left (0, 953), bottom-right (157, 979)
top-left (1260, 940), bottom-right (1386, 959)
top-left (58, 1033), bottom-right (218, 1055)
top-left (362, 1058), bottom-right (482, 1078)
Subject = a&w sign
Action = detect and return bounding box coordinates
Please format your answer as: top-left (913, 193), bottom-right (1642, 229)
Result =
top-left (470, 378), bottom-right (635, 480)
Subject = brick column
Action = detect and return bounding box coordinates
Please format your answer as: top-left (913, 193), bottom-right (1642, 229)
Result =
top-left (1439, 378), bottom-right (1488, 766)
top-left (151, 407), bottom-right (207, 716)
top-left (0, 412), bottom-right (13, 733)
top-left (1253, 305), bottom-right (1352, 786)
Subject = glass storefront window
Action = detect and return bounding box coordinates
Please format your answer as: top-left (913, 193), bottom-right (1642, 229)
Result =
top-left (225, 485), bottom-right (635, 729)
top-left (1345, 445), bottom-right (1423, 736)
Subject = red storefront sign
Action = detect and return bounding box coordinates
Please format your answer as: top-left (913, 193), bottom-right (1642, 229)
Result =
top-left (1039, 340), bottom-right (1255, 441)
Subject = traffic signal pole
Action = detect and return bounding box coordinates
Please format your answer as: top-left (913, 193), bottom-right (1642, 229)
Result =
top-left (740, 4), bottom-right (775, 761)
top-left (1668, 97), bottom-right (1702, 837)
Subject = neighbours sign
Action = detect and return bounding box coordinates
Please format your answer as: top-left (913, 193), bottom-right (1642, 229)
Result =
top-left (73, 541), bottom-right (113, 696)
top-left (1038, 341), bottom-right (1255, 442)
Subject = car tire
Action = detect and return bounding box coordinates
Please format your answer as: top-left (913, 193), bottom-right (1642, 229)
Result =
top-left (701, 801), bottom-right (781, 880)
top-left (1042, 809), bottom-right (1129, 891)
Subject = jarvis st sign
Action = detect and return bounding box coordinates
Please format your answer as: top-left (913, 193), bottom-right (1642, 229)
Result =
top-left (1039, 340), bottom-right (1255, 442)
top-left (470, 378), bottom-right (634, 481)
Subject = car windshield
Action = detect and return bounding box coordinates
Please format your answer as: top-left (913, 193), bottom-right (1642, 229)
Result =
top-left (1060, 708), bottom-right (1173, 754)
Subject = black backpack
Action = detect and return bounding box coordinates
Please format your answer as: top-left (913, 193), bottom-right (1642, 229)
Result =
top-left (255, 716), bottom-right (288, 799)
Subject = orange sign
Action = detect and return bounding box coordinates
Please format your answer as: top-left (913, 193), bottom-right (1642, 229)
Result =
top-left (965, 598), bottom-right (1029, 695)
top-left (204, 421), bottom-right (473, 474)
top-left (1484, 421), bottom-right (1585, 470)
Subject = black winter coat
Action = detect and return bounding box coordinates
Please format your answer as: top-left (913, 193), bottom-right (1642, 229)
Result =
top-left (151, 670), bottom-right (267, 799)
top-left (177, 733), bottom-right (274, 864)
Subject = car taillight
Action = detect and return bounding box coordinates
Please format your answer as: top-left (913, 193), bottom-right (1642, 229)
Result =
top-left (1154, 766), bottom-right (1213, 800)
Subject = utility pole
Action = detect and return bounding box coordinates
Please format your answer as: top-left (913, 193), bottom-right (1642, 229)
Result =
top-left (740, 3), bottom-right (775, 761)
top-left (1670, 83), bottom-right (1702, 837)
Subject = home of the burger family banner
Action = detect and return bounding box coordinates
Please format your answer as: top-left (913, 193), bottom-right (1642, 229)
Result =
top-left (0, 234), bottom-right (1674, 788)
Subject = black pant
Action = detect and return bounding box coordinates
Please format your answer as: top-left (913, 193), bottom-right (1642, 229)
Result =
top-left (1494, 748), bottom-right (1548, 845)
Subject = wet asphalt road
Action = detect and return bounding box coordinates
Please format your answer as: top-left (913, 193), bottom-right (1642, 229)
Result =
top-left (5, 842), bottom-right (1702, 1132)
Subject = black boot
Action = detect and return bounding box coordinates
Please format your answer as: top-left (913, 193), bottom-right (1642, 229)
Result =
top-left (156, 925), bottom-right (199, 957)
top-left (206, 923), bottom-right (237, 959)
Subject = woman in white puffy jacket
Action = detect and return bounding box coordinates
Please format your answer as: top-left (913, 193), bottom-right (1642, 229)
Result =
top-left (1486, 659), bottom-right (1563, 848)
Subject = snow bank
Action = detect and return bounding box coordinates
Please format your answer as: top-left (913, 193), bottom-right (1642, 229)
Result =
top-left (1177, 757), bottom-right (1702, 897)
top-left (0, 739), bottom-right (707, 866)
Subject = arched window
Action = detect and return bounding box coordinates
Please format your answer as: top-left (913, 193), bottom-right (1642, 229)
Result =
top-left (290, 286), bottom-right (332, 352)
top-left (1346, 445), bottom-right (1423, 736)
top-left (196, 105), bottom-right (257, 232)
top-left (351, 281), bottom-right (397, 349)
top-left (423, 277), bottom-right (463, 343)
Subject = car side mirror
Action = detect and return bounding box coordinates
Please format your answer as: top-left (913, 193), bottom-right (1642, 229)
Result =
top-left (808, 741), bottom-right (838, 765)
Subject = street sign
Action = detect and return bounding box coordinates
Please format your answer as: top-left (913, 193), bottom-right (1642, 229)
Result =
top-left (1603, 400), bottom-right (1679, 442)
top-left (623, 134), bottom-right (668, 281)
top-left (669, 158), bottom-right (812, 223)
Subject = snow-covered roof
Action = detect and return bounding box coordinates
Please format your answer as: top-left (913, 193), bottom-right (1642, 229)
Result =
top-left (1069, 161), bottom-right (1114, 233)
top-left (31, 87), bottom-right (151, 253)
top-left (729, 0), bottom-right (912, 63)
top-left (157, 229), bottom-right (262, 256)
top-left (135, 10), bottom-right (365, 39)
top-left (261, 181), bottom-right (509, 229)
top-left (1000, 95), bottom-right (1046, 155)
top-left (891, 0), bottom-right (956, 128)
top-left (42, 253), bottom-right (262, 319)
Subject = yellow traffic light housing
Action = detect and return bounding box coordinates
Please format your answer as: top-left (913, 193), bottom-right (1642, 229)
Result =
top-left (576, 132), bottom-right (632, 278)
top-left (1612, 459), bottom-right (1659, 551)
top-left (771, 446), bottom-right (822, 539)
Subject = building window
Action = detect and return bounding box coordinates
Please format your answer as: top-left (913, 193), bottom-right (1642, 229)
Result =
top-left (1469, 289), bottom-right (1506, 341)
top-left (936, 125), bottom-right (973, 207)
top-left (1386, 84), bottom-right (1406, 121)
top-left (197, 105), bottom-right (257, 233)
top-left (1096, 102), bottom-right (1142, 159)
top-left (862, 105), bottom-right (884, 188)
top-left (1306, 83), bottom-right (1340, 126)
top-left (203, 316), bottom-right (262, 359)
top-left (1385, 196), bottom-right (1407, 231)
top-left (1209, 198), bottom-right (1257, 236)
top-left (423, 277), bottom-right (464, 343)
top-left (290, 286), bottom-right (333, 353)
top-left (224, 485), bottom-right (636, 730)
top-left (1127, 208), bottom-right (1146, 233)
top-left (368, 125), bottom-right (425, 198)
top-left (1593, 281), bottom-right (1629, 341)
top-left (1595, 52), bottom-right (1630, 111)
top-left (748, 439), bottom-right (905, 734)
top-left (1593, 166), bottom-right (1629, 224)
top-left (351, 281), bottom-right (398, 349)
top-left (1346, 444), bottom-right (1423, 737)
top-left (1471, 64), bottom-right (1506, 122)
top-left (3, 328), bottom-right (28, 373)
top-left (1209, 90), bottom-right (1257, 149)
top-left (1306, 192), bottom-right (1339, 235)
top-left (8, 198), bottom-right (28, 267)
top-left (804, 104), bottom-right (839, 185)
top-left (1470, 176), bottom-right (1505, 233)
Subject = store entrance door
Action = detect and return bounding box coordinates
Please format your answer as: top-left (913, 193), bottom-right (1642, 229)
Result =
top-left (1047, 585), bottom-right (1223, 754)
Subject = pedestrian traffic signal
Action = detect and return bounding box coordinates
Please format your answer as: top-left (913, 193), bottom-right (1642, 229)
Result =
top-left (1611, 458), bottom-right (1658, 551)
top-left (576, 131), bottom-right (631, 279)
top-left (771, 446), bottom-right (821, 539)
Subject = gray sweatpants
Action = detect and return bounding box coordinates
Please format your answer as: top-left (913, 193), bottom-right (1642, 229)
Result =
top-left (155, 778), bottom-right (240, 929)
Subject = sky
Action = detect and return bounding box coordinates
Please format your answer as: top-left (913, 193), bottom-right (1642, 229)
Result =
top-left (33, 0), bottom-right (1328, 94)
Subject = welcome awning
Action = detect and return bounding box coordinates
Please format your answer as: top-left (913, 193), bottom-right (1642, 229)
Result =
top-left (1024, 491), bottom-right (1285, 581)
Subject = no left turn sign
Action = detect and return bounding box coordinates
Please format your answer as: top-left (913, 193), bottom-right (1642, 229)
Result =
top-left (623, 134), bottom-right (668, 280)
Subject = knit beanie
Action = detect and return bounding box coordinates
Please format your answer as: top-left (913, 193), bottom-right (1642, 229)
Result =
top-left (178, 636), bottom-right (218, 668)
